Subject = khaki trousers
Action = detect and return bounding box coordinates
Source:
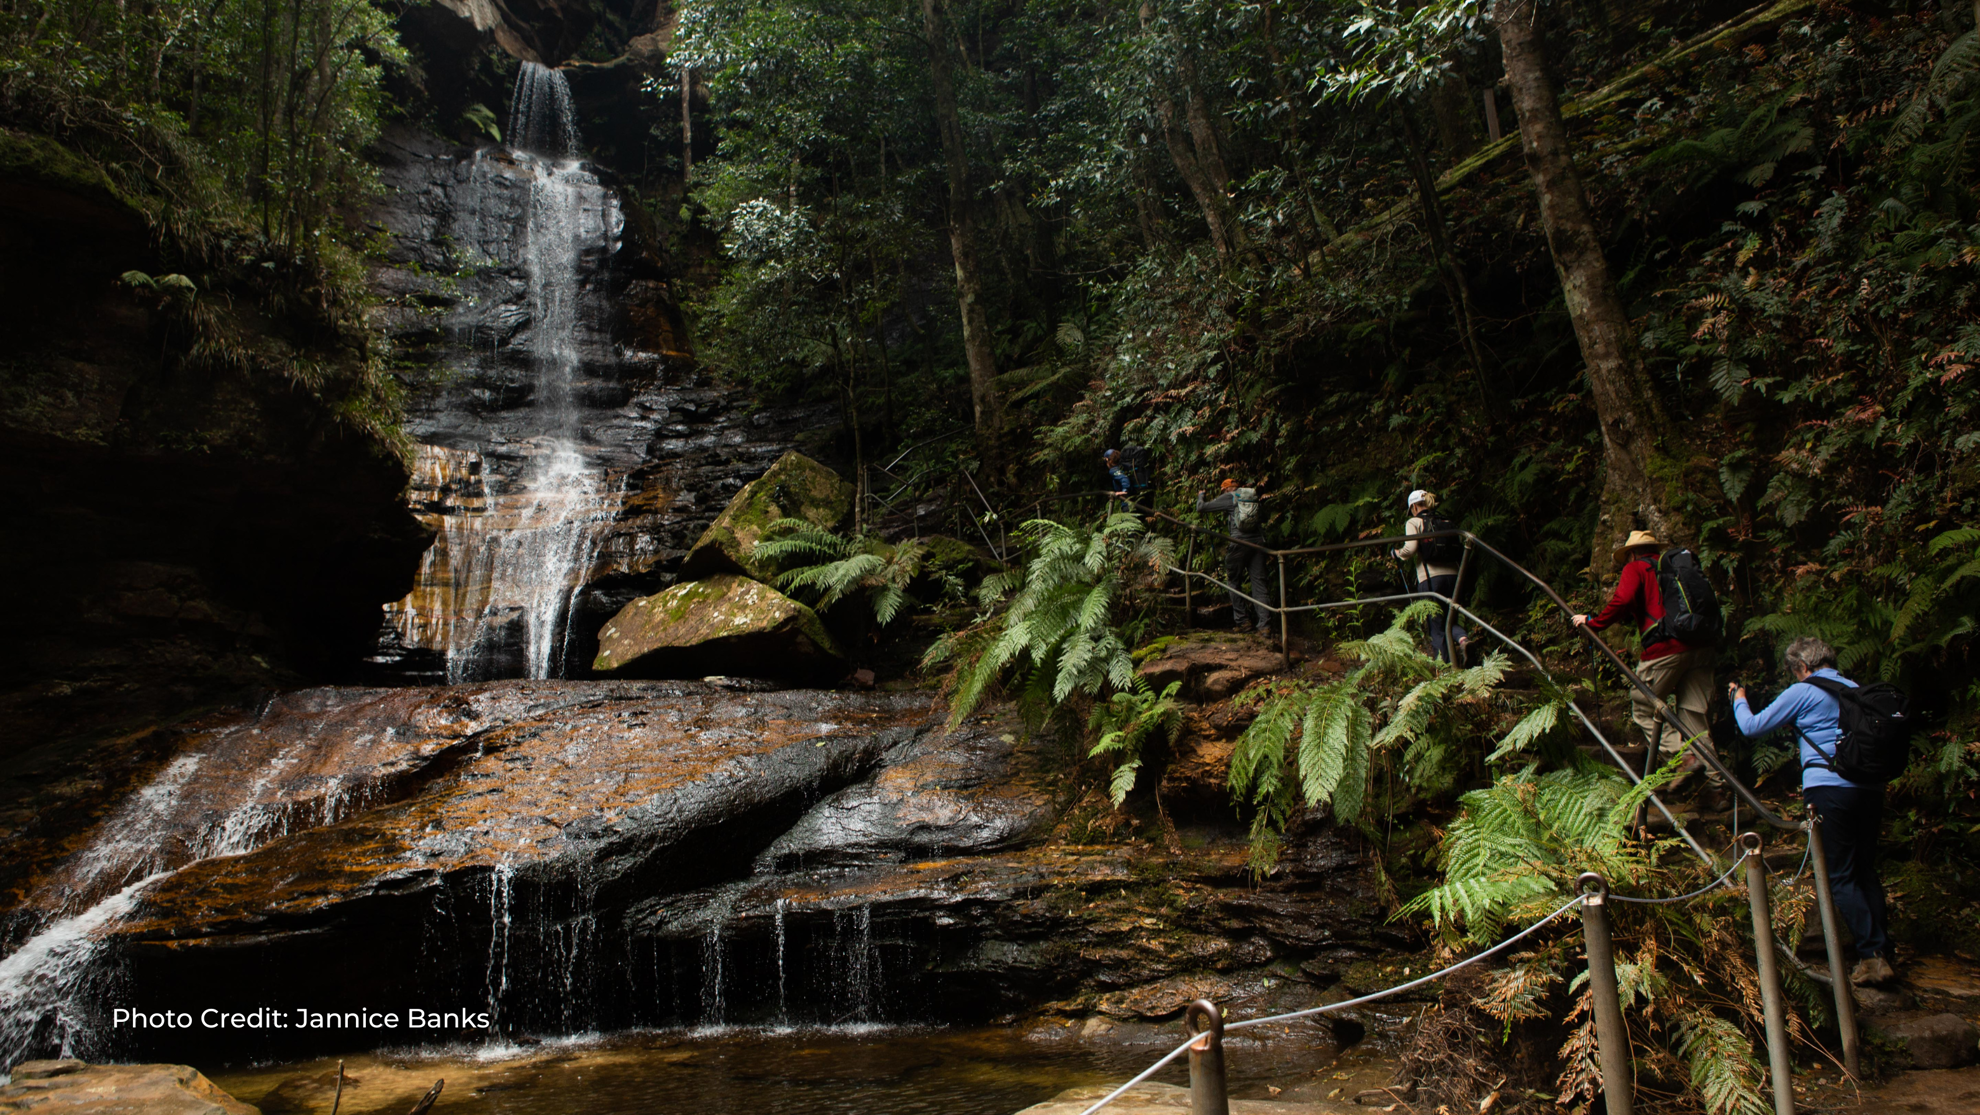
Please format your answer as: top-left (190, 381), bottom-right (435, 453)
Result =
top-left (1631, 647), bottom-right (1719, 779)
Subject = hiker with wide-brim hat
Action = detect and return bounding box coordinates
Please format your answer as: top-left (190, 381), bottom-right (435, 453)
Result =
top-left (1571, 529), bottom-right (1727, 806)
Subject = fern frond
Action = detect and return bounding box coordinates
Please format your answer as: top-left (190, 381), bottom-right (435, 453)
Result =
top-left (1674, 1009), bottom-right (1773, 1115)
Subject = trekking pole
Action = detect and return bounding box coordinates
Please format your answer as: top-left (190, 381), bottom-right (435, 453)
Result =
top-left (1183, 531), bottom-right (1195, 629)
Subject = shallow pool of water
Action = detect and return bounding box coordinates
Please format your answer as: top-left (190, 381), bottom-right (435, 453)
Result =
top-left (209, 1022), bottom-right (1395, 1115)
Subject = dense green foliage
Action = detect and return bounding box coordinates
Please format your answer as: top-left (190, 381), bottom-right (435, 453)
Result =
top-left (673, 0), bottom-right (1980, 836)
top-left (923, 513), bottom-right (1172, 728)
top-left (673, 4), bottom-right (1980, 1107)
top-left (1, 0), bottom-right (412, 448)
top-left (3, 0), bottom-right (404, 254)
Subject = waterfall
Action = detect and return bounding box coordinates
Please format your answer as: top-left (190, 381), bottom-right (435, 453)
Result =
top-left (382, 63), bottom-right (628, 681)
top-left (773, 898), bottom-right (788, 1025)
top-left (508, 61), bottom-right (581, 159)
top-left (700, 920), bottom-right (727, 1029)
top-left (0, 727), bottom-right (383, 1068)
top-left (835, 906), bottom-right (879, 1023)
top-left (485, 862), bottom-right (515, 1031)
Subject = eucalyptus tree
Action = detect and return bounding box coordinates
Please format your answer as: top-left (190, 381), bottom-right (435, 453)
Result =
top-left (3, 0), bottom-right (405, 262)
top-left (1327, 0), bottom-right (1679, 565)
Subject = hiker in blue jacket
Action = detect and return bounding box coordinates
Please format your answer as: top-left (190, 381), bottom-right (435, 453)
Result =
top-left (1102, 449), bottom-right (1133, 501)
top-left (1731, 635), bottom-right (1892, 986)
top-left (1196, 478), bottom-right (1271, 635)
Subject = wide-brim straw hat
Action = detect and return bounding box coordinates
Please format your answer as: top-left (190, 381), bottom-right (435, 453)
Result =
top-left (1612, 530), bottom-right (1662, 567)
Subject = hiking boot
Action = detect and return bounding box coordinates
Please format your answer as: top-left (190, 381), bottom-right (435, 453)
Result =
top-left (1850, 955), bottom-right (1895, 986)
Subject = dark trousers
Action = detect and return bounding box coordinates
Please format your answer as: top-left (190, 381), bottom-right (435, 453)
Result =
top-left (1418, 573), bottom-right (1469, 663)
top-left (1225, 539), bottom-right (1270, 630)
top-left (1804, 785), bottom-right (1889, 959)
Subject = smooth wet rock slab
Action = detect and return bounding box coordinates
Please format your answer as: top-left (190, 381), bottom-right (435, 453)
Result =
top-left (0, 1059), bottom-right (257, 1114)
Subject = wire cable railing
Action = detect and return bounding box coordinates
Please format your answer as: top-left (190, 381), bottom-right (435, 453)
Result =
top-left (957, 482), bottom-right (1862, 1099)
top-left (1073, 841), bottom-right (1797, 1115)
top-left (1076, 893), bottom-right (1592, 1115)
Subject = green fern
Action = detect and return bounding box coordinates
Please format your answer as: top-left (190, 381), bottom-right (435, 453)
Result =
top-left (1642, 98), bottom-right (1814, 190)
top-left (1673, 1009), bottom-right (1774, 1115)
top-left (1888, 26), bottom-right (1980, 150)
top-left (754, 519), bottom-right (935, 626)
top-left (1227, 600), bottom-right (1519, 871)
top-left (1088, 680), bottom-right (1186, 805)
top-left (925, 513), bottom-right (1173, 729)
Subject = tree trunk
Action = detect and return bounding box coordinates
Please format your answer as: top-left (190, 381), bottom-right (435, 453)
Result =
top-left (1398, 105), bottom-right (1494, 416)
top-left (1492, 0), bottom-right (1676, 572)
top-left (1139, 1), bottom-right (1246, 265)
top-left (922, 0), bottom-right (1000, 441)
top-left (680, 64), bottom-right (693, 186)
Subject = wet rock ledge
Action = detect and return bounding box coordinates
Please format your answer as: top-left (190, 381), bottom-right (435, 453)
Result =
top-left (4, 678), bottom-right (1403, 1065)
top-left (0, 1059), bottom-right (256, 1114)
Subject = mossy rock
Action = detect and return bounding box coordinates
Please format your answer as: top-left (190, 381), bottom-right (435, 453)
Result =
top-left (0, 128), bottom-right (146, 230)
top-left (679, 451), bottom-right (852, 582)
top-left (592, 574), bottom-right (843, 680)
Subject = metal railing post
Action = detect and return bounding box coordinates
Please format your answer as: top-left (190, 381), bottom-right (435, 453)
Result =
top-left (1578, 873), bottom-right (1633, 1115)
top-left (1277, 552), bottom-right (1290, 667)
top-left (1445, 537), bottom-right (1473, 664)
top-left (1183, 533), bottom-right (1195, 629)
top-left (1804, 816), bottom-right (1860, 1077)
top-left (1741, 833), bottom-right (1796, 1115)
top-left (1184, 1000), bottom-right (1231, 1115)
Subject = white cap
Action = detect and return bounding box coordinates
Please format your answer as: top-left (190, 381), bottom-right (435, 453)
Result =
top-left (1406, 489), bottom-right (1429, 508)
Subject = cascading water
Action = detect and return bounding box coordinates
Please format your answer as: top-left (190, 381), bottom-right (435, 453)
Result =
top-left (0, 718), bottom-right (390, 1066)
top-left (383, 61), bottom-right (627, 682)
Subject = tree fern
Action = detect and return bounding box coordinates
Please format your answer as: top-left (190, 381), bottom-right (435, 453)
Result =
top-left (755, 519), bottom-right (934, 627)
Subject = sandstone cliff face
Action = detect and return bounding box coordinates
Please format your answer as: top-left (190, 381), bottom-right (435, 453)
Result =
top-left (0, 129), bottom-right (430, 764)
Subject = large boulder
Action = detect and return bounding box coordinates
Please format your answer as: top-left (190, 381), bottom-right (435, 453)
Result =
top-left (592, 574), bottom-right (842, 678)
top-left (0, 1060), bottom-right (258, 1114)
top-left (678, 451), bottom-right (852, 582)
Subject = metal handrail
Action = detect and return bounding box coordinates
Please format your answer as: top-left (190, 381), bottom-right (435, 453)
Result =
top-left (1121, 501), bottom-right (1800, 832)
top-left (976, 483), bottom-right (1858, 1087)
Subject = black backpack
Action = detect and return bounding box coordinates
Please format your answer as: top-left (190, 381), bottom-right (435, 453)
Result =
top-left (1796, 676), bottom-right (1913, 784)
top-left (1652, 548), bottom-right (1722, 645)
top-left (1121, 446), bottom-right (1153, 493)
top-left (1417, 514), bottom-right (1464, 565)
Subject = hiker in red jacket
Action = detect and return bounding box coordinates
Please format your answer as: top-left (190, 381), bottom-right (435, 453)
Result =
top-left (1572, 530), bottom-right (1727, 807)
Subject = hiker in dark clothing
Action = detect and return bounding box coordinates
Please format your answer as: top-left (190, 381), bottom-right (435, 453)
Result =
top-left (1102, 449), bottom-right (1133, 501)
top-left (1731, 636), bottom-right (1893, 986)
top-left (1196, 479), bottom-right (1271, 635)
top-left (1572, 529), bottom-right (1727, 807)
top-left (1391, 489), bottom-right (1469, 664)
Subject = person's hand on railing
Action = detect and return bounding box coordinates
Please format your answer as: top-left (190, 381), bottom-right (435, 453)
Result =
top-left (1570, 613), bottom-right (1590, 627)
